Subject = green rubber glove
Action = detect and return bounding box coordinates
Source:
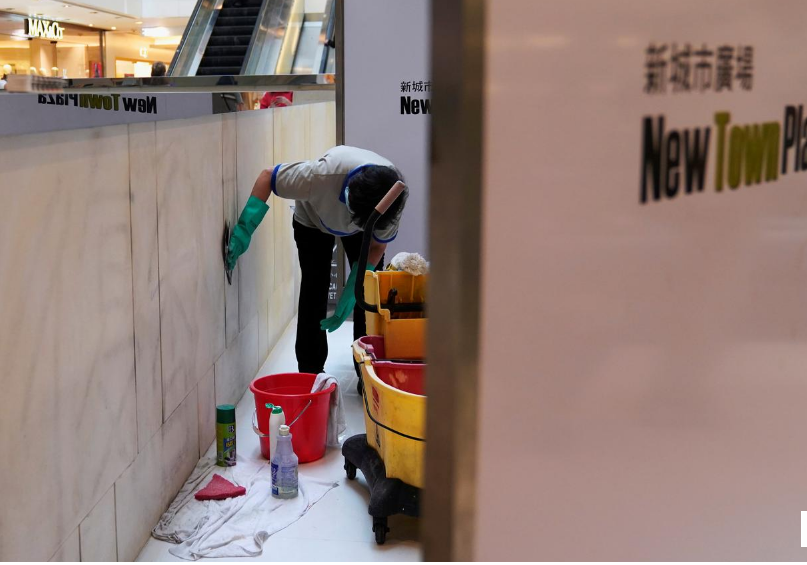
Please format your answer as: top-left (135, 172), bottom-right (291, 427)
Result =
top-left (227, 196), bottom-right (269, 271)
top-left (320, 262), bottom-right (376, 333)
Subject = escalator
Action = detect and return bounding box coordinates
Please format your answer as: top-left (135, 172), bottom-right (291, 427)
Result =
top-left (169, 0), bottom-right (335, 77)
top-left (196, 0), bottom-right (263, 76)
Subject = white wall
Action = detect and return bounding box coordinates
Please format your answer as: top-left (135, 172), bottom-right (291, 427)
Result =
top-left (75, 0), bottom-right (143, 16)
top-left (474, 0), bottom-right (807, 560)
top-left (343, 0), bottom-right (430, 257)
top-left (56, 44), bottom-right (88, 77)
top-left (305, 0), bottom-right (328, 12)
top-left (104, 32), bottom-right (176, 76)
top-left (0, 103), bottom-right (331, 561)
top-left (141, 0), bottom-right (196, 19)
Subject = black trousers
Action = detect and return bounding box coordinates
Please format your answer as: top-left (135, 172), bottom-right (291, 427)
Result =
top-left (293, 219), bottom-right (384, 374)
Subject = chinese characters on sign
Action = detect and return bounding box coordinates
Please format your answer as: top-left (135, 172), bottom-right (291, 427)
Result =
top-left (400, 80), bottom-right (432, 115)
top-left (645, 43), bottom-right (753, 94)
top-left (401, 80), bottom-right (432, 93)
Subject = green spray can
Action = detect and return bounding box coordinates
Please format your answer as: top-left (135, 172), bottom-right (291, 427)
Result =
top-left (216, 404), bottom-right (236, 467)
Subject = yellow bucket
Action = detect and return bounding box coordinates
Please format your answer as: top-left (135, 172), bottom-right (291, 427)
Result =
top-left (363, 271), bottom-right (427, 359)
top-left (353, 339), bottom-right (426, 488)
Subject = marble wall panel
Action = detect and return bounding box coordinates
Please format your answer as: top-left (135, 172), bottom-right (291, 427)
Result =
top-left (79, 486), bottom-right (117, 562)
top-left (0, 125), bottom-right (137, 561)
top-left (214, 315), bottom-right (259, 407)
top-left (197, 365), bottom-right (216, 458)
top-left (115, 387), bottom-right (198, 561)
top-left (129, 121), bottom-right (164, 452)
top-left (156, 115), bottom-right (226, 419)
top-left (49, 528), bottom-right (80, 562)
top-left (236, 109), bottom-right (275, 333)
top-left (309, 101), bottom-right (336, 158)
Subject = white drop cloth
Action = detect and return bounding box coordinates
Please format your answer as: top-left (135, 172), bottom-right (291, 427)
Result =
top-left (151, 456), bottom-right (337, 560)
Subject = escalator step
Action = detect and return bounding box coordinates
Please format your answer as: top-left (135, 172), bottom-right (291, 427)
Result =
top-left (199, 55), bottom-right (245, 67)
top-left (215, 16), bottom-right (258, 26)
top-left (203, 45), bottom-right (248, 57)
top-left (207, 35), bottom-right (252, 47)
top-left (219, 7), bottom-right (261, 17)
top-left (223, 0), bottom-right (263, 7)
top-left (196, 66), bottom-right (243, 75)
top-left (211, 25), bottom-right (256, 36)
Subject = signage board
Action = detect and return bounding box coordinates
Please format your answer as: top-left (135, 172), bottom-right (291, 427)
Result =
top-left (343, 0), bottom-right (431, 257)
top-left (476, 0), bottom-right (807, 559)
top-left (25, 18), bottom-right (65, 40)
top-left (0, 93), bottom-right (214, 137)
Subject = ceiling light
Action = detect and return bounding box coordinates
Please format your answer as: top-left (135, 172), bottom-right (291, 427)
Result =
top-left (111, 26), bottom-right (116, 30)
top-left (88, 23), bottom-right (93, 26)
top-left (135, 21), bottom-right (143, 24)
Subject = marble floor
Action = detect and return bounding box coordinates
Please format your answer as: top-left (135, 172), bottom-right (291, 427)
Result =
top-left (136, 319), bottom-right (422, 562)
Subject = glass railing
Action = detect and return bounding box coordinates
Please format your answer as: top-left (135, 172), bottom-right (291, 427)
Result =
top-left (241, 0), bottom-right (302, 76)
top-left (169, 0), bottom-right (226, 77)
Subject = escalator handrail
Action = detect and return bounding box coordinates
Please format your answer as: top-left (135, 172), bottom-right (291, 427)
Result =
top-left (169, 0), bottom-right (225, 77)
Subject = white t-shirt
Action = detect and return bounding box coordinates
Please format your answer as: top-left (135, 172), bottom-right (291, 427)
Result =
top-left (271, 145), bottom-right (399, 243)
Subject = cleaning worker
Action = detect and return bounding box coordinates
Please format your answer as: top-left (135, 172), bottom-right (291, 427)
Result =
top-left (226, 145), bottom-right (408, 374)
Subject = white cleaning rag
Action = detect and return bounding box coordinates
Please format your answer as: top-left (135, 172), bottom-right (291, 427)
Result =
top-left (312, 372), bottom-right (346, 447)
top-left (152, 456), bottom-right (337, 560)
top-left (389, 252), bottom-right (429, 275)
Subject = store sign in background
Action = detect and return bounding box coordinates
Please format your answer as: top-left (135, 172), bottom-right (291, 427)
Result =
top-left (25, 17), bottom-right (64, 40)
top-left (0, 93), bottom-right (213, 137)
top-left (343, 0), bottom-right (430, 257)
top-left (476, 0), bottom-right (807, 560)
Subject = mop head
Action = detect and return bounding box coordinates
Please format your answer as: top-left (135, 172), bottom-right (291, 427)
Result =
top-left (387, 252), bottom-right (429, 276)
top-left (194, 474), bottom-right (246, 501)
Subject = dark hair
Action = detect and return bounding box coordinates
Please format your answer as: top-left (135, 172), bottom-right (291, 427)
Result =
top-left (151, 61), bottom-right (167, 77)
top-left (347, 165), bottom-right (407, 231)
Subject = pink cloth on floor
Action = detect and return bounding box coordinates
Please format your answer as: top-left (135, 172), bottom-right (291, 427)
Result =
top-left (194, 474), bottom-right (246, 501)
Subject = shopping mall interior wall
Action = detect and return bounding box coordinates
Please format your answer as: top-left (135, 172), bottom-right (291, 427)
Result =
top-left (0, 102), bottom-right (332, 561)
top-left (0, 46), bottom-right (29, 73)
top-left (104, 32), bottom-right (176, 76)
top-left (474, 0), bottom-right (807, 560)
top-left (56, 44), bottom-right (88, 78)
top-left (30, 38), bottom-right (55, 74)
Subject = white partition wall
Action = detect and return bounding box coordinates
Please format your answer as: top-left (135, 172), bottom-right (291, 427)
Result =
top-left (474, 0), bottom-right (807, 559)
top-left (426, 0), bottom-right (807, 560)
top-left (342, 0), bottom-right (431, 257)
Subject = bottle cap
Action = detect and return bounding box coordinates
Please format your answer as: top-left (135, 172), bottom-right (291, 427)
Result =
top-left (272, 405), bottom-right (283, 415)
top-left (265, 403), bottom-right (274, 410)
top-left (279, 425), bottom-right (290, 436)
top-left (216, 404), bottom-right (236, 424)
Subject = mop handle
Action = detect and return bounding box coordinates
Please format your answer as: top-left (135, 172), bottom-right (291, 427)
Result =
top-left (354, 181), bottom-right (407, 313)
top-left (375, 181), bottom-right (406, 215)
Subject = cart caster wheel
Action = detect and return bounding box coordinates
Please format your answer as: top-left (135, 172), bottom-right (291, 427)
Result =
top-left (373, 517), bottom-right (389, 545)
top-left (345, 461), bottom-right (357, 480)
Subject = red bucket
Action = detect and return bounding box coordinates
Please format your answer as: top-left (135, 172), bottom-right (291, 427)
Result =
top-left (249, 373), bottom-right (335, 463)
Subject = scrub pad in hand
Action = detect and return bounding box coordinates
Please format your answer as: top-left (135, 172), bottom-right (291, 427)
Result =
top-left (194, 474), bottom-right (246, 501)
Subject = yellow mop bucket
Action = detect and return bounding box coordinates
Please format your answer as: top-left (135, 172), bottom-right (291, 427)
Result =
top-left (362, 270), bottom-right (427, 359)
top-left (354, 338), bottom-right (426, 488)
